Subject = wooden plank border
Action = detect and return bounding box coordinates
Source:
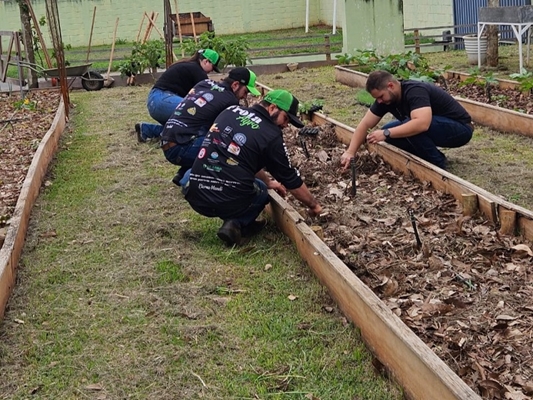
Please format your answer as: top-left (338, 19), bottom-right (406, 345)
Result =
top-left (0, 95), bottom-right (66, 319)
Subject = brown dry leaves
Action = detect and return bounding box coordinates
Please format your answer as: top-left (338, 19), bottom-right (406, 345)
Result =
top-left (0, 90), bottom-right (60, 243)
top-left (284, 123), bottom-right (533, 399)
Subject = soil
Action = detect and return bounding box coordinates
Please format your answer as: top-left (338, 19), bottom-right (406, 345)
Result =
top-left (0, 90), bottom-right (61, 246)
top-left (282, 123), bottom-right (533, 399)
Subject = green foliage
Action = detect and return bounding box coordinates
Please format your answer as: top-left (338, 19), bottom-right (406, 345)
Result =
top-left (355, 90), bottom-right (374, 107)
top-left (13, 97), bottom-right (37, 111)
top-left (337, 49), bottom-right (442, 82)
top-left (177, 32), bottom-right (251, 69)
top-left (510, 70), bottom-right (533, 93)
top-left (404, 33), bottom-right (435, 45)
top-left (120, 40), bottom-right (164, 75)
top-left (298, 98), bottom-right (324, 114)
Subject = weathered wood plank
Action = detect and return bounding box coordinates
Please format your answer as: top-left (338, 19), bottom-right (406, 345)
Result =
top-left (0, 96), bottom-right (66, 319)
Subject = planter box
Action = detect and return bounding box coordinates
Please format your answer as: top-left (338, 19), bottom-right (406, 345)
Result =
top-left (170, 12), bottom-right (214, 37)
top-left (334, 65), bottom-right (533, 138)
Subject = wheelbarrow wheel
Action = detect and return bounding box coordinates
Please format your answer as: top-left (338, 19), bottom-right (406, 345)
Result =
top-left (81, 71), bottom-right (104, 91)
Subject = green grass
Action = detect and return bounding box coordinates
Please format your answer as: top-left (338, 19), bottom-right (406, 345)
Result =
top-left (0, 86), bottom-right (402, 399)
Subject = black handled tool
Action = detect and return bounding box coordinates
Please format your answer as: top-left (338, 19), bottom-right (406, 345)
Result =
top-left (408, 209), bottom-right (422, 248)
top-left (350, 157), bottom-right (356, 196)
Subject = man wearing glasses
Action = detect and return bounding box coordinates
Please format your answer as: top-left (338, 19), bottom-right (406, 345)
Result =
top-left (179, 89), bottom-right (322, 246)
top-left (160, 67), bottom-right (261, 185)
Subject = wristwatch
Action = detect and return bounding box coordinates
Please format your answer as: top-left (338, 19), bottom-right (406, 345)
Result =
top-left (383, 128), bottom-right (391, 139)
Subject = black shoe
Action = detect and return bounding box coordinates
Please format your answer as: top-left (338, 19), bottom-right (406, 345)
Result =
top-left (241, 218), bottom-right (267, 238)
top-left (172, 169), bottom-right (185, 187)
top-left (217, 220), bottom-right (241, 246)
top-left (135, 123), bottom-right (146, 143)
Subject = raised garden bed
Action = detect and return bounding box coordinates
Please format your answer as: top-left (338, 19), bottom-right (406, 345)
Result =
top-left (334, 65), bottom-right (533, 138)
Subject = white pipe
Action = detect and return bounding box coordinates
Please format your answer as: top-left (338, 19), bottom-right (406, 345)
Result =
top-left (305, 0), bottom-right (309, 33)
top-left (333, 0), bottom-right (337, 34)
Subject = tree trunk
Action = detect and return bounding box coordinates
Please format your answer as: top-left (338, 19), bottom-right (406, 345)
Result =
top-left (486, 0), bottom-right (500, 67)
top-left (18, 1), bottom-right (39, 88)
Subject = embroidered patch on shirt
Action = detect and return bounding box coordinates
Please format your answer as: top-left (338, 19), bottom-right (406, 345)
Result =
top-left (194, 97), bottom-right (207, 107)
top-left (233, 133), bottom-right (247, 146)
top-left (187, 107), bottom-right (197, 115)
top-left (228, 142), bottom-right (241, 156)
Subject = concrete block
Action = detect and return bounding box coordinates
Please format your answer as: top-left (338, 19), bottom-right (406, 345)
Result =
top-left (479, 6), bottom-right (533, 23)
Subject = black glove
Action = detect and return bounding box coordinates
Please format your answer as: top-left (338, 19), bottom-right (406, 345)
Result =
top-left (308, 104), bottom-right (323, 114)
top-left (299, 126), bottom-right (320, 136)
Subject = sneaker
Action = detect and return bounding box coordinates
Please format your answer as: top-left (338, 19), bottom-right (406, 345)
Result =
top-left (171, 169), bottom-right (186, 187)
top-left (241, 218), bottom-right (267, 238)
top-left (217, 220), bottom-right (241, 246)
top-left (135, 123), bottom-right (146, 143)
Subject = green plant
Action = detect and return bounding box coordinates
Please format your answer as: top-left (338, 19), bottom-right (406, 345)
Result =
top-left (13, 97), bottom-right (37, 111)
top-left (510, 70), bottom-right (533, 93)
top-left (178, 32), bottom-right (251, 69)
top-left (120, 40), bottom-right (164, 75)
top-left (298, 98), bottom-right (324, 114)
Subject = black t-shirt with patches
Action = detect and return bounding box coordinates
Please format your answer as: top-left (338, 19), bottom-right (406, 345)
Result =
top-left (161, 79), bottom-right (239, 144)
top-left (153, 61), bottom-right (208, 97)
top-left (185, 104), bottom-right (303, 213)
top-left (370, 80), bottom-right (471, 125)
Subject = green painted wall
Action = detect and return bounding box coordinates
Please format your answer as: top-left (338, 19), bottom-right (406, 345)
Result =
top-left (343, 0), bottom-right (404, 56)
top-left (403, 0), bottom-right (454, 36)
top-left (0, 0), bottom-right (343, 47)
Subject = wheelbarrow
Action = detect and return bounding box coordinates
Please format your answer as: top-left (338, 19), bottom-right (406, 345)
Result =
top-left (9, 61), bottom-right (105, 91)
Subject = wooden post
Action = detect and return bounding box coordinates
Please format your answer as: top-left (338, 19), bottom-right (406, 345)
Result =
top-left (86, 7), bottom-right (97, 62)
top-left (461, 193), bottom-right (478, 216)
top-left (190, 12), bottom-right (198, 43)
top-left (136, 12), bottom-right (147, 43)
top-left (25, 0), bottom-right (53, 68)
top-left (414, 29), bottom-right (420, 54)
top-left (499, 208), bottom-right (517, 236)
top-left (325, 34), bottom-right (331, 61)
top-left (174, 0), bottom-right (185, 57)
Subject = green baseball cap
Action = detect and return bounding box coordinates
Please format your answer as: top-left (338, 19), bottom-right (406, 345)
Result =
top-left (264, 89), bottom-right (304, 128)
top-left (199, 49), bottom-right (221, 72)
top-left (228, 67), bottom-right (261, 96)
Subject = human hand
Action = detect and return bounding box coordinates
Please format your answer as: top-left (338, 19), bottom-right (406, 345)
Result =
top-left (366, 129), bottom-right (386, 144)
top-left (340, 151), bottom-right (355, 170)
top-left (268, 179), bottom-right (287, 197)
top-left (307, 203), bottom-right (322, 218)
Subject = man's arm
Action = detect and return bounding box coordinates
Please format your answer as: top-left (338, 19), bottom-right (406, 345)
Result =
top-left (256, 169), bottom-right (287, 197)
top-left (289, 183), bottom-right (322, 217)
top-left (340, 109), bottom-right (382, 169)
top-left (366, 107), bottom-right (432, 144)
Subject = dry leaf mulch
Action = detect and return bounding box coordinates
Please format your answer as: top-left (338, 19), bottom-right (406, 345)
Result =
top-left (0, 90), bottom-right (61, 247)
top-left (283, 123), bottom-right (533, 400)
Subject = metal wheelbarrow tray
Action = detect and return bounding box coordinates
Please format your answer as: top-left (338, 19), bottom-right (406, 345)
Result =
top-left (10, 61), bottom-right (104, 91)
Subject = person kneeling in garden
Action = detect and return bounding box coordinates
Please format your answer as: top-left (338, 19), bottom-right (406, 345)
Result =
top-left (180, 89), bottom-right (323, 246)
top-left (160, 67), bottom-right (260, 185)
top-left (340, 70), bottom-right (473, 170)
top-left (135, 49), bottom-right (221, 141)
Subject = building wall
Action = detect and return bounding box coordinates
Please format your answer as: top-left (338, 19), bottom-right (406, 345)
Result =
top-left (403, 0), bottom-right (454, 38)
top-left (0, 0), bottom-right (343, 47)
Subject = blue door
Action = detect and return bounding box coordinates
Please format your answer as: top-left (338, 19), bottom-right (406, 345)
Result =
top-left (453, 0), bottom-right (531, 47)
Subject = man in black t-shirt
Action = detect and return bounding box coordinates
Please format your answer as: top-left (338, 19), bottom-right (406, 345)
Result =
top-left (340, 70), bottom-right (473, 170)
top-left (180, 89), bottom-right (322, 246)
top-left (160, 67), bottom-right (260, 185)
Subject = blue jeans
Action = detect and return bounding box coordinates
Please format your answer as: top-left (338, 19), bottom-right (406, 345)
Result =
top-left (180, 169), bottom-right (270, 227)
top-left (383, 116), bottom-right (473, 169)
top-left (163, 127), bottom-right (208, 175)
top-left (139, 88), bottom-right (184, 140)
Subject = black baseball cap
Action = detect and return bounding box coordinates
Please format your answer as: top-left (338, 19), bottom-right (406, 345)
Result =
top-left (228, 67), bottom-right (260, 96)
top-left (264, 89), bottom-right (304, 128)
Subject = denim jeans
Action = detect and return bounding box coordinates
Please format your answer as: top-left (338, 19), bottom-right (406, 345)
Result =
top-left (163, 127), bottom-right (208, 175)
top-left (139, 88), bottom-right (184, 140)
top-left (383, 115), bottom-right (473, 169)
top-left (180, 169), bottom-right (270, 228)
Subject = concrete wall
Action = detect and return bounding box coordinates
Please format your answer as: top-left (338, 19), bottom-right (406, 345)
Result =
top-left (0, 0), bottom-right (343, 47)
top-left (343, 0), bottom-right (404, 56)
top-left (403, 0), bottom-right (454, 36)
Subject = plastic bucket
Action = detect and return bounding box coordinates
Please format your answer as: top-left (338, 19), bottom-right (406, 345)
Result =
top-left (463, 34), bottom-right (487, 65)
